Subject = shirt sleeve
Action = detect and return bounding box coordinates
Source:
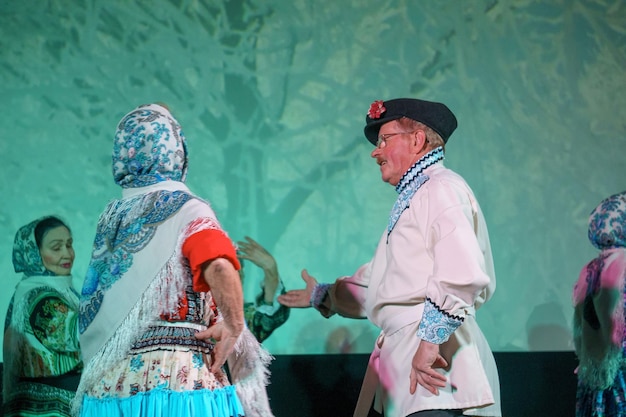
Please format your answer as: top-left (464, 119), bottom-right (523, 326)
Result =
top-left (314, 263), bottom-right (371, 319)
top-left (416, 180), bottom-right (492, 344)
top-left (182, 228), bottom-right (241, 292)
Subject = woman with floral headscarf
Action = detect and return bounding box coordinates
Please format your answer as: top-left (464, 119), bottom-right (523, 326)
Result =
top-left (3, 216), bottom-right (82, 416)
top-left (573, 191), bottom-right (626, 417)
top-left (73, 103), bottom-right (273, 417)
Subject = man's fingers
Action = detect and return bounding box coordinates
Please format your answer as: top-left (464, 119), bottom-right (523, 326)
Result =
top-left (278, 290), bottom-right (307, 307)
top-left (433, 354), bottom-right (448, 369)
top-left (418, 374), bottom-right (443, 395)
top-left (301, 269), bottom-right (318, 287)
top-left (426, 370), bottom-right (447, 385)
top-left (420, 379), bottom-right (439, 395)
top-left (409, 370), bottom-right (418, 395)
top-left (410, 370), bottom-right (446, 396)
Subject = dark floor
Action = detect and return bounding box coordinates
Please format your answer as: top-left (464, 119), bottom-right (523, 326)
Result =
top-left (266, 351), bottom-right (578, 417)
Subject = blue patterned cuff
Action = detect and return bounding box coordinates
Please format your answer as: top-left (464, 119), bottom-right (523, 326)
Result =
top-left (416, 298), bottom-right (463, 344)
top-left (310, 283), bottom-right (331, 309)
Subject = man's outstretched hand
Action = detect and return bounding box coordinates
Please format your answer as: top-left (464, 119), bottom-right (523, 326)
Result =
top-left (277, 269), bottom-right (318, 308)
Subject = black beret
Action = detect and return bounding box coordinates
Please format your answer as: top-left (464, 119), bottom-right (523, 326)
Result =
top-left (364, 98), bottom-right (458, 145)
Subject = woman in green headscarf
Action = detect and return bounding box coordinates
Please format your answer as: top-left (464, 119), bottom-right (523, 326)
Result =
top-left (3, 215), bottom-right (82, 416)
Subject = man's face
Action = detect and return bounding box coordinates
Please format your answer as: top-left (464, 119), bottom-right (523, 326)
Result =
top-left (370, 121), bottom-right (418, 186)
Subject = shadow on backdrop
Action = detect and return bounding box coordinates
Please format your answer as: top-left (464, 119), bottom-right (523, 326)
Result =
top-left (526, 301), bottom-right (572, 351)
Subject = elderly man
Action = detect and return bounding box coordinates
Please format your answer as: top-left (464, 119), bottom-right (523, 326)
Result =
top-left (279, 98), bottom-right (501, 417)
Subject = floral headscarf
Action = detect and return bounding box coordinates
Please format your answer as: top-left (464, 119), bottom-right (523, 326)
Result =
top-left (588, 191), bottom-right (626, 250)
top-left (12, 217), bottom-right (55, 277)
top-left (112, 103), bottom-right (188, 188)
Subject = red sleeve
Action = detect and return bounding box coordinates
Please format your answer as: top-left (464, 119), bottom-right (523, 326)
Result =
top-left (182, 228), bottom-right (241, 292)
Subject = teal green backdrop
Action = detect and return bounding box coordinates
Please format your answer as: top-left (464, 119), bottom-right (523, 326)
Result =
top-left (1, 0), bottom-right (625, 360)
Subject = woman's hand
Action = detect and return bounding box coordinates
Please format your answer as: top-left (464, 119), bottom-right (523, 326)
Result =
top-left (195, 321), bottom-right (240, 373)
top-left (237, 236), bottom-right (277, 272)
top-left (197, 258), bottom-right (244, 373)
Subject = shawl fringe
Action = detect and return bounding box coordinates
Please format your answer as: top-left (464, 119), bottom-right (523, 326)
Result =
top-left (228, 328), bottom-right (275, 417)
top-left (71, 269), bottom-right (168, 416)
top-left (72, 229), bottom-right (192, 416)
top-left (576, 343), bottom-right (625, 390)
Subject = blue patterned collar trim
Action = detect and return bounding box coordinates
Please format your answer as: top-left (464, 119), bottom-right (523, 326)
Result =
top-left (387, 147), bottom-right (444, 237)
top-left (395, 147), bottom-right (444, 195)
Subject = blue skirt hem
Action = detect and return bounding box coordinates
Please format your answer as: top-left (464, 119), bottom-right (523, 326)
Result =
top-left (80, 385), bottom-right (244, 417)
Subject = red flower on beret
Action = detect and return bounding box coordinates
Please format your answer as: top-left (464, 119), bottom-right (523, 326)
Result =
top-left (368, 100), bottom-right (386, 119)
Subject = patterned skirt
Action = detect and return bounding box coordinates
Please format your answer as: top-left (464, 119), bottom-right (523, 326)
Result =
top-left (3, 381), bottom-right (75, 417)
top-left (79, 324), bottom-right (244, 417)
top-left (576, 369), bottom-right (626, 417)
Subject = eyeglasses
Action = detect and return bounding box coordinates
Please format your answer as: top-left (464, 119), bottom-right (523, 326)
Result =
top-left (375, 130), bottom-right (417, 149)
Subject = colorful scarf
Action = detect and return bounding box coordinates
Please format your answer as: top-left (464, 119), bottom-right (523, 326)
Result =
top-left (113, 103), bottom-right (188, 188)
top-left (588, 191), bottom-right (626, 250)
top-left (11, 217), bottom-right (56, 278)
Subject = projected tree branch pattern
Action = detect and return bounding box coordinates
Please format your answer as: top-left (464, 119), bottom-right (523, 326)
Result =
top-left (0, 0), bottom-right (625, 356)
